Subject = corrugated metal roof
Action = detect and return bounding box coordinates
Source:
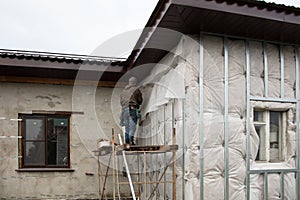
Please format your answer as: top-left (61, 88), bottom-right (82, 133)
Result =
top-left (0, 49), bottom-right (126, 65)
top-left (256, 0), bottom-right (300, 9)
top-left (0, 49), bottom-right (126, 83)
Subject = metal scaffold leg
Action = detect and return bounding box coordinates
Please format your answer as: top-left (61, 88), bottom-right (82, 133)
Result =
top-left (117, 134), bottom-right (136, 200)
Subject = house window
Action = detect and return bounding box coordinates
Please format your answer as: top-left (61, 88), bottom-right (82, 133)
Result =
top-left (19, 114), bottom-right (70, 168)
top-left (254, 109), bottom-right (287, 162)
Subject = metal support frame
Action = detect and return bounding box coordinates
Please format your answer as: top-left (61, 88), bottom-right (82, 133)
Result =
top-left (96, 140), bottom-right (177, 200)
top-left (171, 99), bottom-right (175, 200)
top-left (148, 152), bottom-right (177, 200)
top-left (112, 129), bottom-right (116, 200)
top-left (98, 154), bottom-right (105, 199)
top-left (247, 41), bottom-right (298, 199)
top-left (264, 172), bottom-right (268, 200)
top-left (117, 134), bottom-right (136, 200)
top-left (143, 152), bottom-right (147, 200)
top-left (224, 37), bottom-right (229, 200)
top-left (263, 42), bottom-right (269, 97)
top-left (295, 47), bottom-right (300, 199)
top-left (155, 108), bottom-right (159, 198)
top-left (201, 31), bottom-right (299, 47)
top-left (250, 168), bottom-right (297, 173)
top-left (199, 33), bottom-right (204, 200)
top-left (173, 128), bottom-right (177, 200)
top-left (95, 31), bottom-right (300, 200)
top-left (116, 148), bottom-right (121, 200)
top-left (246, 40), bottom-right (251, 200)
top-left (200, 32), bottom-right (300, 200)
top-left (249, 169), bottom-right (297, 200)
top-left (182, 99), bottom-right (185, 200)
top-left (280, 172), bottom-right (285, 200)
top-left (280, 45), bottom-right (285, 98)
top-left (163, 104), bottom-right (167, 199)
top-left (250, 96), bottom-right (297, 103)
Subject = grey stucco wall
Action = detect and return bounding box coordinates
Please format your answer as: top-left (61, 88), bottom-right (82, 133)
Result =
top-left (0, 82), bottom-right (121, 199)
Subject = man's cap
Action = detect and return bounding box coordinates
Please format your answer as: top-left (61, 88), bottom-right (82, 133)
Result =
top-left (129, 76), bottom-right (137, 85)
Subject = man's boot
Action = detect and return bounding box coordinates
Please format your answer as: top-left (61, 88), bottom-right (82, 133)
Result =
top-left (130, 136), bottom-right (135, 145)
top-left (125, 134), bottom-right (130, 144)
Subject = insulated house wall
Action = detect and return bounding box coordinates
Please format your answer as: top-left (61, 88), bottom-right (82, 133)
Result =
top-left (0, 83), bottom-right (119, 199)
top-left (137, 34), bottom-right (299, 199)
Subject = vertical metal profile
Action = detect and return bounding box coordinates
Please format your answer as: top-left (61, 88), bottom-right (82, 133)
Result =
top-left (263, 42), bottom-right (269, 97)
top-left (264, 172), bottom-right (268, 200)
top-left (182, 99), bottom-right (185, 200)
top-left (144, 152), bottom-right (147, 200)
top-left (224, 37), bottom-right (229, 200)
top-left (150, 113), bottom-right (153, 145)
top-left (112, 129), bottom-right (116, 200)
top-left (173, 128), bottom-right (177, 200)
top-left (295, 47), bottom-right (300, 199)
top-left (245, 40), bottom-right (251, 200)
top-left (116, 149), bottom-right (121, 199)
top-left (280, 172), bottom-right (285, 200)
top-left (155, 112), bottom-right (158, 198)
top-left (163, 104), bottom-right (167, 199)
top-left (171, 99), bottom-right (175, 200)
top-left (138, 152), bottom-right (141, 197)
top-left (280, 45), bottom-right (285, 98)
top-left (172, 99), bottom-right (175, 139)
top-left (199, 33), bottom-right (204, 200)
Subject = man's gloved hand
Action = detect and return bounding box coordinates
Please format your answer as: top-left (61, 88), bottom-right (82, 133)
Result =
top-left (136, 109), bottom-right (141, 118)
top-left (138, 119), bottom-right (143, 126)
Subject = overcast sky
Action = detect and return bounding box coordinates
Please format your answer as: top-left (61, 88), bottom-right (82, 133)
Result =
top-left (0, 0), bottom-right (158, 56)
top-left (0, 0), bottom-right (299, 57)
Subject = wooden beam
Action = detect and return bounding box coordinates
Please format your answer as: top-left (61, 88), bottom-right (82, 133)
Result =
top-left (31, 110), bottom-right (84, 115)
top-left (118, 144), bottom-right (178, 152)
top-left (0, 76), bottom-right (124, 87)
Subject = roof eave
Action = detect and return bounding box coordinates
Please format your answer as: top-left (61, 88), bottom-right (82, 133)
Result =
top-left (127, 0), bottom-right (300, 69)
top-left (0, 50), bottom-right (126, 83)
top-left (172, 0), bottom-right (300, 25)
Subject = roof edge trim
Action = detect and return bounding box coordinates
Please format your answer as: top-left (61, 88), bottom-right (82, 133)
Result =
top-left (172, 0), bottom-right (300, 24)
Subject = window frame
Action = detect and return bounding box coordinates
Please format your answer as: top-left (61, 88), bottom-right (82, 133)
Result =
top-left (19, 114), bottom-right (71, 169)
top-left (253, 108), bottom-right (287, 163)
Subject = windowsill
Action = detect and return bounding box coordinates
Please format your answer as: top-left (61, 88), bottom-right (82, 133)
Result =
top-left (15, 168), bottom-right (75, 172)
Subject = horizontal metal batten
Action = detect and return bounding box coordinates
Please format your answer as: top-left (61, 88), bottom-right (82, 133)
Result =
top-left (250, 169), bottom-right (297, 174)
top-left (200, 31), bottom-right (300, 47)
top-left (250, 96), bottom-right (297, 103)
